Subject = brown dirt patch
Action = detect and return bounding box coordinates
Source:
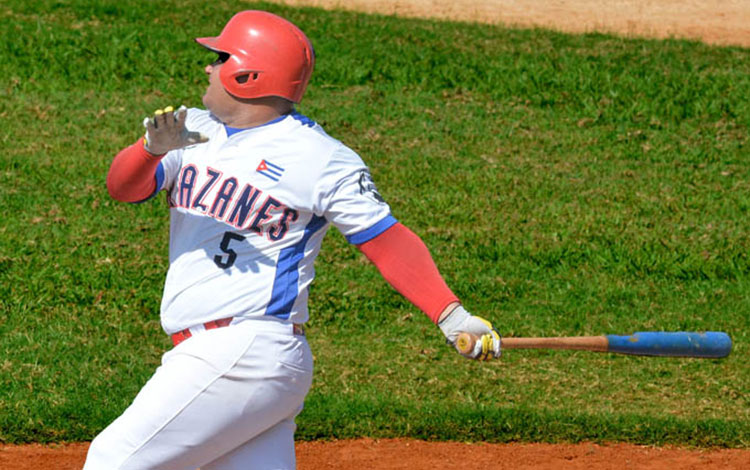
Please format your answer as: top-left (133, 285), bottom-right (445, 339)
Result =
top-left (2, 439), bottom-right (750, 469)
top-left (270, 0), bottom-right (750, 47)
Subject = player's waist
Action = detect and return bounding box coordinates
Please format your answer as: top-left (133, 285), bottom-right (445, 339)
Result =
top-left (170, 317), bottom-right (305, 347)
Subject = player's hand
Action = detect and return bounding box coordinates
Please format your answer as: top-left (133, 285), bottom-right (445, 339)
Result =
top-left (438, 305), bottom-right (501, 360)
top-left (142, 105), bottom-right (209, 156)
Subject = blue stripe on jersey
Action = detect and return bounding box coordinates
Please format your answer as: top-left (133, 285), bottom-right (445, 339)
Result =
top-left (154, 162), bottom-right (165, 193)
top-left (291, 112), bottom-right (315, 127)
top-left (132, 162), bottom-right (165, 204)
top-left (224, 114), bottom-right (289, 136)
top-left (345, 214), bottom-right (398, 245)
top-left (266, 214), bottom-right (328, 320)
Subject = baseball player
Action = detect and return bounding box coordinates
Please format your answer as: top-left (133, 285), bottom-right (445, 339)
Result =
top-left (84, 10), bottom-right (500, 470)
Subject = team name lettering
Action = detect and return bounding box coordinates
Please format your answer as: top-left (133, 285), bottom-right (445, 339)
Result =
top-left (173, 166), bottom-right (298, 241)
top-left (191, 167), bottom-right (222, 211)
top-left (177, 165), bottom-right (198, 207)
top-left (227, 184), bottom-right (262, 228)
top-left (249, 196), bottom-right (281, 234)
top-left (209, 177), bottom-right (238, 219)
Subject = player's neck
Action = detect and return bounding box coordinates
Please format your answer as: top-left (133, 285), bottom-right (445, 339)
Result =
top-left (221, 97), bottom-right (295, 129)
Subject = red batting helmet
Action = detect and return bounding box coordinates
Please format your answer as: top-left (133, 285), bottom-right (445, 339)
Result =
top-left (195, 10), bottom-right (315, 103)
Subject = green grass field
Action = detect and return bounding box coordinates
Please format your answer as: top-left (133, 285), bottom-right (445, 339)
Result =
top-left (1, 0), bottom-right (748, 447)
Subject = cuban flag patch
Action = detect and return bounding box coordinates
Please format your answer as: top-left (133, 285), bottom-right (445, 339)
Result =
top-left (256, 159), bottom-right (284, 181)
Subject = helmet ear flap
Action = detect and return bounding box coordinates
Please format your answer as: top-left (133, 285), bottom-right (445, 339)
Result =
top-left (219, 55), bottom-right (261, 98)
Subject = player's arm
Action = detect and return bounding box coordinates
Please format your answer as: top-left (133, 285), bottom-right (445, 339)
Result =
top-left (107, 139), bottom-right (164, 202)
top-left (356, 222), bottom-right (501, 360)
top-left (107, 105), bottom-right (208, 202)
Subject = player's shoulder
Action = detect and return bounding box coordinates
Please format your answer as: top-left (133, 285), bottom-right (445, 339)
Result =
top-left (184, 107), bottom-right (222, 132)
top-left (285, 112), bottom-right (334, 145)
top-left (286, 112), bottom-right (364, 165)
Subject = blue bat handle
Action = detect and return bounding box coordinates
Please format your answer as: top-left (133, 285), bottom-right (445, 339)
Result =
top-left (606, 332), bottom-right (732, 358)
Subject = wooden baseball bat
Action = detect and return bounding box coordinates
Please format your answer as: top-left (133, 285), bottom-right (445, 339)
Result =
top-left (456, 331), bottom-right (732, 358)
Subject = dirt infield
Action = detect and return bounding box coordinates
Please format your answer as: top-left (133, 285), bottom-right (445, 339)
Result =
top-left (4, 2), bottom-right (748, 469)
top-left (2, 439), bottom-right (750, 469)
top-left (272, 0), bottom-right (750, 47)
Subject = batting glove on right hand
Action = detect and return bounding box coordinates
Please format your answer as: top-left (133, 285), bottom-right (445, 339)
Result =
top-left (142, 105), bottom-right (209, 156)
top-left (438, 306), bottom-right (501, 360)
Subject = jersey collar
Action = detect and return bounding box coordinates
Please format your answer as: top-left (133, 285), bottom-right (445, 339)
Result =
top-left (223, 112), bottom-right (291, 137)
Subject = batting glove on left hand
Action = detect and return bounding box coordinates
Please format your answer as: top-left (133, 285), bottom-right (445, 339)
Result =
top-left (142, 105), bottom-right (209, 156)
top-left (438, 306), bottom-right (501, 360)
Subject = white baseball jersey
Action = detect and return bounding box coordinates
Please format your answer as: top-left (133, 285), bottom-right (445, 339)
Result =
top-left (153, 109), bottom-right (395, 334)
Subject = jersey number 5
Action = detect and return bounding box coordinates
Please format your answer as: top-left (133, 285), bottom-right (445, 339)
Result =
top-left (214, 231), bottom-right (246, 269)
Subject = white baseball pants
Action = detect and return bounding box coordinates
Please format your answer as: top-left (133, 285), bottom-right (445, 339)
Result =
top-left (83, 319), bottom-right (313, 470)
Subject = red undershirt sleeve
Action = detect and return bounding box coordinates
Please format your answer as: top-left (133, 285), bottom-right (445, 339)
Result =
top-left (106, 138), bottom-right (163, 202)
top-left (357, 222), bottom-right (459, 324)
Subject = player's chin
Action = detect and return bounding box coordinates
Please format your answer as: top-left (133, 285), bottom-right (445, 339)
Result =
top-left (202, 95), bottom-right (218, 118)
